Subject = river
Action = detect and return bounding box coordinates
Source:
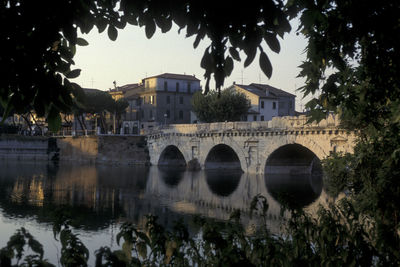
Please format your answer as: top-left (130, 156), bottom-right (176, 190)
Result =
top-left (0, 161), bottom-right (326, 265)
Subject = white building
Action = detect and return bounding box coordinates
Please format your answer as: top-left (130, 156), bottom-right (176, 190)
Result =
top-left (228, 83), bottom-right (296, 121)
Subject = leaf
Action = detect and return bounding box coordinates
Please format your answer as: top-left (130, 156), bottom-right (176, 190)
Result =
top-left (137, 241), bottom-right (147, 259)
top-left (65, 69), bottom-right (81, 79)
top-left (264, 33), bottom-right (281, 53)
top-left (107, 25), bottom-right (118, 41)
top-left (145, 18), bottom-right (156, 39)
top-left (76, 37), bottom-right (89, 46)
top-left (259, 51), bottom-right (273, 78)
top-left (200, 48), bottom-right (212, 69)
top-left (193, 30), bottom-right (205, 49)
top-left (96, 18), bottom-right (108, 33)
top-left (224, 56), bottom-right (234, 76)
top-left (122, 241), bottom-right (132, 261)
top-left (229, 47), bottom-right (241, 61)
top-left (244, 47), bottom-right (257, 68)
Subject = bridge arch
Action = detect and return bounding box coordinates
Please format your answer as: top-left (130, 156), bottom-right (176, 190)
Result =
top-left (158, 145), bottom-right (187, 167)
top-left (265, 143), bottom-right (322, 176)
top-left (204, 144), bottom-right (243, 171)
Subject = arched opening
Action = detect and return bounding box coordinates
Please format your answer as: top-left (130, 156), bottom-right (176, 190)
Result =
top-left (205, 170), bottom-right (242, 197)
top-left (265, 144), bottom-right (322, 175)
top-left (264, 144), bottom-right (323, 208)
top-left (204, 144), bottom-right (242, 171)
top-left (158, 145), bottom-right (186, 167)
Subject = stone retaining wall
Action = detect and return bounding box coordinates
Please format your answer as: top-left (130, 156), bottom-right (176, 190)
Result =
top-left (0, 135), bottom-right (149, 165)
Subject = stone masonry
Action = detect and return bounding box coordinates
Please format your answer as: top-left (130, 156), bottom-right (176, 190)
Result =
top-left (146, 115), bottom-right (357, 174)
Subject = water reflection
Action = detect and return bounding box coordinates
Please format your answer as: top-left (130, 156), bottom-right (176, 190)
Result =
top-left (0, 161), bottom-right (326, 265)
top-left (265, 173), bottom-right (323, 209)
top-left (158, 166), bottom-right (186, 188)
top-left (205, 170), bottom-right (242, 197)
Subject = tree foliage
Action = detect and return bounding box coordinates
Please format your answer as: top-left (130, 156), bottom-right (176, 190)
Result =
top-left (191, 89), bottom-right (250, 122)
top-left (0, 0), bottom-right (292, 130)
top-left (1, 0), bottom-right (400, 265)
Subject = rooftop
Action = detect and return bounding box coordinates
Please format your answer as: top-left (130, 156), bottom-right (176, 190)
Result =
top-left (144, 73), bottom-right (200, 81)
top-left (233, 83), bottom-right (295, 98)
top-left (109, 83), bottom-right (141, 93)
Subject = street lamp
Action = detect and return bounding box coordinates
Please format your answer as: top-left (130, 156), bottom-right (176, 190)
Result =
top-left (164, 113), bottom-right (167, 126)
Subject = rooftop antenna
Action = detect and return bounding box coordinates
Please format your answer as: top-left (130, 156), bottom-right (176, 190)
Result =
top-left (237, 69), bottom-right (247, 84)
top-left (90, 77), bottom-right (95, 88)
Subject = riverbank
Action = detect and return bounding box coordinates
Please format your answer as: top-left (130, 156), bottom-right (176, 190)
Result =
top-left (0, 135), bottom-right (149, 165)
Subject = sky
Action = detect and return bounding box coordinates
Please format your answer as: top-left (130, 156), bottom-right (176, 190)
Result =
top-left (74, 20), bottom-right (309, 111)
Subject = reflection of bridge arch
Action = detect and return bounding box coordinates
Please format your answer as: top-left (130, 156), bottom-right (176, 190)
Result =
top-left (204, 144), bottom-right (242, 171)
top-left (158, 145), bottom-right (187, 167)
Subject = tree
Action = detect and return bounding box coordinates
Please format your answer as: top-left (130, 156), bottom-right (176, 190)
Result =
top-left (111, 98), bottom-right (129, 133)
top-left (82, 90), bottom-right (115, 133)
top-left (191, 89), bottom-right (250, 122)
top-left (0, 0), bottom-right (292, 130)
top-left (294, 0), bottom-right (400, 263)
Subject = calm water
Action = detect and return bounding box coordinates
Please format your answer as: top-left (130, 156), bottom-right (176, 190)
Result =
top-left (0, 161), bottom-right (326, 265)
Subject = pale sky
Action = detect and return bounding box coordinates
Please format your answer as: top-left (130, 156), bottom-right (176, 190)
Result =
top-left (74, 20), bottom-right (309, 111)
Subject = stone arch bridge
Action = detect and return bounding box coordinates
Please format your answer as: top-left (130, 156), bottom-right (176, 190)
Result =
top-left (146, 115), bottom-right (357, 174)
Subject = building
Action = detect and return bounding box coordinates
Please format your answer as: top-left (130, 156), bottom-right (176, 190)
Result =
top-left (109, 83), bottom-right (141, 101)
top-left (228, 83), bottom-right (296, 122)
top-left (118, 73), bottom-right (201, 132)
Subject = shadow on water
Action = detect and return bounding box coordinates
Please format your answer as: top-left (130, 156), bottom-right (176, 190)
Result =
top-left (158, 165), bottom-right (186, 188)
top-left (205, 170), bottom-right (242, 197)
top-left (265, 173), bottom-right (323, 209)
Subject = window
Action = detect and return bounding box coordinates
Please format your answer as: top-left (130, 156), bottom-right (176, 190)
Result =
top-left (253, 115), bottom-right (257, 121)
top-left (166, 95), bottom-right (170, 104)
top-left (179, 110), bottom-right (183, 120)
top-left (261, 101), bottom-right (264, 109)
top-left (176, 82), bottom-right (179, 92)
top-left (150, 95), bottom-right (155, 104)
top-left (164, 81), bottom-right (168, 91)
top-left (141, 109), bottom-right (144, 119)
top-left (145, 80), bottom-right (149, 88)
top-left (187, 83), bottom-right (191, 93)
top-left (179, 96), bottom-right (183, 104)
top-left (166, 110), bottom-right (170, 118)
top-left (272, 102), bottom-right (276, 109)
top-left (149, 109), bottom-right (153, 119)
top-left (261, 115), bottom-right (264, 121)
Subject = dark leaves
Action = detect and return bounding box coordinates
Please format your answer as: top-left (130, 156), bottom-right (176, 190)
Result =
top-left (145, 18), bottom-right (156, 39)
top-left (244, 47), bottom-right (257, 68)
top-left (76, 37), bottom-right (89, 46)
top-left (107, 25), bottom-right (118, 41)
top-left (259, 51), bottom-right (273, 79)
top-left (229, 47), bottom-right (241, 62)
top-left (65, 69), bottom-right (81, 79)
top-left (264, 33), bottom-right (280, 53)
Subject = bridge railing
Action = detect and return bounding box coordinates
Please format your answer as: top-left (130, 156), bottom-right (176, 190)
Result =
top-left (145, 114), bottom-right (341, 135)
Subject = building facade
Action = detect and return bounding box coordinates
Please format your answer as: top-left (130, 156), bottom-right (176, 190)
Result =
top-left (228, 83), bottom-right (296, 122)
top-left (118, 73), bottom-right (201, 132)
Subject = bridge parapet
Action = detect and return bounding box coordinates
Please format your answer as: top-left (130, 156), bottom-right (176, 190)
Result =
top-left (146, 114), bottom-right (341, 136)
